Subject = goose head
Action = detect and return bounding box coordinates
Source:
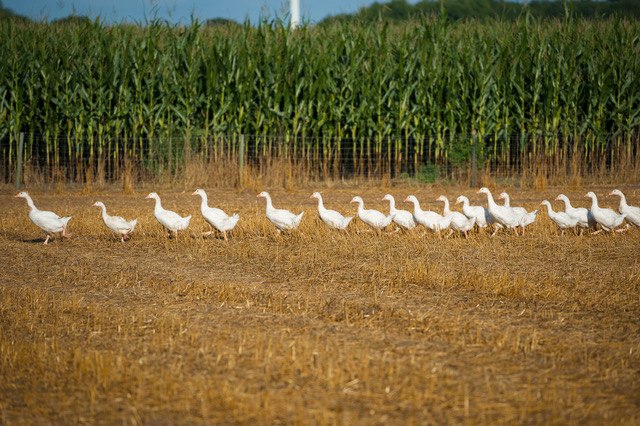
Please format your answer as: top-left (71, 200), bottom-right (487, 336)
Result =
top-left (145, 192), bottom-right (159, 200)
top-left (192, 188), bottom-right (206, 197)
top-left (93, 201), bottom-right (105, 208)
top-left (257, 191), bottom-right (269, 199)
top-left (436, 195), bottom-right (447, 203)
top-left (404, 195), bottom-right (417, 203)
top-left (381, 194), bottom-right (394, 202)
top-left (498, 192), bottom-right (508, 200)
top-left (584, 191), bottom-right (596, 199)
top-left (455, 195), bottom-right (467, 205)
top-left (310, 192), bottom-right (321, 200)
top-left (540, 200), bottom-right (550, 207)
top-left (350, 196), bottom-right (363, 204)
top-left (609, 189), bottom-right (623, 197)
top-left (14, 191), bottom-right (29, 199)
top-left (477, 187), bottom-right (490, 196)
top-left (555, 194), bottom-right (567, 202)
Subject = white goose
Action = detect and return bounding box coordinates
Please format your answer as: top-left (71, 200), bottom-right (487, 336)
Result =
top-left (145, 192), bottom-right (191, 237)
top-left (350, 196), bottom-right (394, 232)
top-left (436, 195), bottom-right (476, 238)
top-left (257, 191), bottom-right (303, 231)
top-left (15, 191), bottom-right (72, 244)
top-left (540, 200), bottom-right (579, 233)
top-left (310, 192), bottom-right (352, 230)
top-left (585, 191), bottom-right (627, 233)
top-left (93, 201), bottom-right (137, 242)
top-left (499, 192), bottom-right (527, 216)
top-left (499, 191), bottom-right (538, 234)
top-left (555, 194), bottom-right (594, 230)
top-left (382, 194), bottom-right (416, 230)
top-left (477, 187), bottom-right (521, 235)
top-left (609, 189), bottom-right (640, 227)
top-left (455, 195), bottom-right (493, 228)
top-left (193, 189), bottom-right (239, 241)
top-left (517, 209), bottom-right (538, 235)
top-left (403, 195), bottom-right (451, 232)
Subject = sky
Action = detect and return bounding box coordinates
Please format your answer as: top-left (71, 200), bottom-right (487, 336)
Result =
top-left (4, 0), bottom-right (413, 25)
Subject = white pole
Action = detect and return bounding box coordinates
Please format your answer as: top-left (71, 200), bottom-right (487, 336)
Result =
top-left (290, 0), bottom-right (300, 29)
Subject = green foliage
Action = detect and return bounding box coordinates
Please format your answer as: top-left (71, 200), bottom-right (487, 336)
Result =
top-left (320, 0), bottom-right (640, 25)
top-left (0, 15), bottom-right (639, 181)
top-left (416, 162), bottom-right (440, 183)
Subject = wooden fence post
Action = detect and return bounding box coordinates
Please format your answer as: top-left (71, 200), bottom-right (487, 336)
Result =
top-left (238, 134), bottom-right (245, 188)
top-left (16, 132), bottom-right (24, 189)
top-left (470, 130), bottom-right (477, 188)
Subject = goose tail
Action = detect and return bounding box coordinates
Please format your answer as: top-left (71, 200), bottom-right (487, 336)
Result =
top-left (60, 216), bottom-right (72, 227)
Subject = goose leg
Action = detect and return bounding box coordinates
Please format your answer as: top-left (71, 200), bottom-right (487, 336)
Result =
top-left (43, 234), bottom-right (50, 245)
top-left (223, 231), bottom-right (228, 241)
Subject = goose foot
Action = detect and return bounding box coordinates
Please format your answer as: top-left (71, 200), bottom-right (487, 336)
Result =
top-left (615, 224), bottom-right (631, 233)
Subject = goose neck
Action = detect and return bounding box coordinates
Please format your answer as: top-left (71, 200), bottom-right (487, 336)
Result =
top-left (618, 194), bottom-right (628, 207)
top-left (485, 192), bottom-right (497, 208)
top-left (198, 193), bottom-right (209, 210)
top-left (441, 198), bottom-right (451, 215)
top-left (263, 195), bottom-right (274, 211)
top-left (387, 197), bottom-right (396, 213)
top-left (153, 196), bottom-right (163, 213)
top-left (24, 194), bottom-right (37, 211)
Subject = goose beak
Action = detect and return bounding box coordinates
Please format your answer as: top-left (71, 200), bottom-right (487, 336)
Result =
top-left (403, 197), bottom-right (409, 202)
top-left (584, 193), bottom-right (589, 198)
top-left (191, 191), bottom-right (198, 196)
top-left (475, 190), bottom-right (482, 194)
top-left (14, 193), bottom-right (20, 198)
top-left (607, 191), bottom-right (614, 196)
top-left (497, 194), bottom-right (504, 200)
top-left (309, 194), bottom-right (314, 199)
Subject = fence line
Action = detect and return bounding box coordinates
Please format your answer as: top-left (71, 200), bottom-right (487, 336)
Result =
top-left (3, 131), bottom-right (639, 188)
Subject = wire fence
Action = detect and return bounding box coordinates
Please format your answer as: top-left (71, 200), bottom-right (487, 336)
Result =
top-left (2, 132), bottom-right (639, 188)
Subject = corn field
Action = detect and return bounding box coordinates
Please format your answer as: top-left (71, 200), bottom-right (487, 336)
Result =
top-left (1, 15), bottom-right (639, 185)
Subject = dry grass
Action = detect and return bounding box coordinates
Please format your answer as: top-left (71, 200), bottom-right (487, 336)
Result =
top-left (1, 183), bottom-right (639, 424)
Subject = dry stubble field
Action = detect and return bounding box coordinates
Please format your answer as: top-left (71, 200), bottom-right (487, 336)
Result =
top-left (0, 183), bottom-right (639, 424)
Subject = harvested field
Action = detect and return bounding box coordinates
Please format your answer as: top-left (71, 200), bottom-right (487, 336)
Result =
top-left (1, 184), bottom-right (639, 424)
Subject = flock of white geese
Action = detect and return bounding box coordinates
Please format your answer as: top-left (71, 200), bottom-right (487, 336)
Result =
top-left (13, 187), bottom-right (640, 244)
